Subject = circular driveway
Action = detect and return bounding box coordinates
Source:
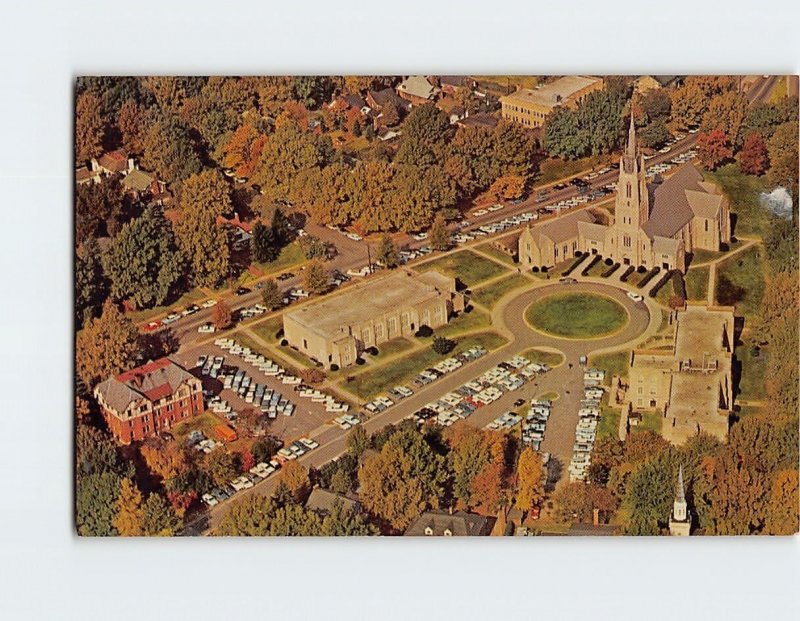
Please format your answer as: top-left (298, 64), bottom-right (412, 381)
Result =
top-left (502, 281), bottom-right (651, 361)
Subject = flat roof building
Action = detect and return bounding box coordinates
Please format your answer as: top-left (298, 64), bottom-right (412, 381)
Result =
top-left (500, 76), bottom-right (603, 128)
top-left (283, 269), bottom-right (464, 369)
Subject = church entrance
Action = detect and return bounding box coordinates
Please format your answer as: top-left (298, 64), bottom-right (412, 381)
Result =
top-left (623, 258), bottom-right (630, 265)
top-left (662, 262), bottom-right (670, 270)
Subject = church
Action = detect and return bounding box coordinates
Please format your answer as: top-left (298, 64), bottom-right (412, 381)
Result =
top-left (519, 117), bottom-right (731, 273)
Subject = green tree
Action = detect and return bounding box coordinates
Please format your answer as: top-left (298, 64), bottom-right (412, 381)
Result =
top-left (260, 278), bottom-right (283, 310)
top-left (251, 221), bottom-right (279, 263)
top-left (75, 237), bottom-right (109, 326)
top-left (175, 169), bottom-right (232, 287)
top-left (216, 495), bottom-right (275, 535)
top-left (204, 450), bottom-right (238, 487)
top-left (543, 106), bottom-right (589, 159)
top-left (429, 212), bottom-right (450, 251)
top-left (142, 492), bottom-right (181, 536)
top-left (346, 425), bottom-right (369, 459)
top-left (303, 259), bottom-right (329, 295)
top-left (141, 114), bottom-right (202, 184)
top-left (103, 207), bottom-right (185, 309)
top-left (320, 501), bottom-right (377, 536)
top-left (113, 478), bottom-right (145, 536)
top-left (376, 233), bottom-right (400, 268)
top-left (395, 103), bottom-right (454, 168)
top-left (270, 207), bottom-right (292, 247)
top-left (639, 119), bottom-right (672, 149)
top-left (292, 76), bottom-right (334, 109)
top-left (701, 91), bottom-right (749, 147)
top-left (75, 91), bottom-right (105, 163)
top-left (76, 300), bottom-right (141, 387)
top-left (431, 335), bottom-right (455, 355)
top-left (640, 88), bottom-right (672, 123)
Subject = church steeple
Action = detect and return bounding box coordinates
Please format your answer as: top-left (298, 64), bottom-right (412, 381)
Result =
top-left (675, 464), bottom-right (686, 505)
top-left (626, 112), bottom-right (637, 159)
top-left (669, 465), bottom-right (691, 536)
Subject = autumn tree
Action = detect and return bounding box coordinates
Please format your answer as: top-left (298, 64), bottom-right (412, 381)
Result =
top-left (696, 129), bottom-right (733, 170)
top-left (103, 207), bottom-right (185, 309)
top-left (142, 492), bottom-right (181, 536)
top-left (76, 300), bottom-right (141, 387)
top-left (116, 98), bottom-right (147, 154)
top-left (175, 169), bottom-right (232, 286)
top-left (766, 121), bottom-right (799, 194)
top-left (446, 424), bottom-right (493, 507)
top-left (75, 237), bottom-right (109, 326)
top-left (141, 114), bottom-right (202, 184)
top-left (358, 426), bottom-right (446, 531)
top-left (764, 470), bottom-right (799, 535)
top-left (222, 123), bottom-right (268, 179)
top-left (737, 132), bottom-right (769, 175)
top-left (303, 259), bottom-right (329, 295)
top-left (515, 447), bottom-right (545, 512)
top-left (212, 299), bottom-right (233, 330)
top-left (487, 175), bottom-right (526, 201)
top-left (671, 76), bottom-right (736, 130)
top-left (346, 425), bottom-right (369, 459)
top-left (204, 450), bottom-right (238, 487)
top-left (140, 438), bottom-right (191, 482)
top-left (429, 212), bottom-right (449, 251)
top-left (469, 433), bottom-right (510, 515)
top-left (113, 479), bottom-right (145, 536)
top-left (75, 175), bottom-right (128, 242)
top-left (376, 233), bottom-right (400, 268)
top-left (700, 91), bottom-right (749, 147)
top-left (260, 278), bottom-right (283, 310)
top-left (75, 91), bottom-right (105, 163)
top-left (280, 461), bottom-right (312, 504)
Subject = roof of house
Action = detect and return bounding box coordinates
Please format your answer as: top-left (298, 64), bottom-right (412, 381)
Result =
top-left (342, 94), bottom-right (366, 110)
top-left (397, 76), bottom-right (439, 101)
top-left (305, 488), bottom-right (359, 514)
top-left (98, 149), bottom-right (128, 173)
top-left (642, 164), bottom-right (724, 239)
top-left (500, 76), bottom-right (601, 109)
top-left (368, 88), bottom-right (409, 110)
top-left (404, 510), bottom-right (490, 536)
top-left (76, 166), bottom-right (99, 183)
top-left (523, 210), bottom-right (596, 247)
top-left (94, 358), bottom-right (197, 413)
top-left (567, 523), bottom-right (621, 536)
top-left (284, 269), bottom-right (455, 341)
top-left (494, 232), bottom-right (521, 252)
top-left (440, 75), bottom-right (472, 88)
top-left (122, 168), bottom-right (155, 192)
top-left (652, 235), bottom-right (681, 256)
top-left (456, 113), bottom-right (499, 129)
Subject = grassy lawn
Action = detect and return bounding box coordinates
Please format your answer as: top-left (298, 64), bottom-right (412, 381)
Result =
top-left (736, 405), bottom-right (764, 418)
top-left (343, 331), bottom-right (507, 399)
top-left (470, 274), bottom-right (530, 309)
top-left (431, 308), bottom-right (491, 338)
top-left (417, 250), bottom-right (509, 288)
top-left (632, 410), bottom-right (663, 434)
top-left (734, 343), bottom-right (767, 401)
top-left (715, 246), bottom-right (765, 319)
top-left (172, 411), bottom-right (223, 443)
top-left (251, 315), bottom-right (284, 343)
top-left (597, 406), bottom-right (621, 441)
top-left (537, 154), bottom-right (612, 186)
top-left (475, 242), bottom-right (517, 266)
top-left (590, 351), bottom-right (630, 380)
top-left (584, 258), bottom-right (609, 277)
top-left (704, 165), bottom-right (768, 238)
top-left (521, 348), bottom-right (565, 367)
top-left (374, 338), bottom-right (415, 358)
top-left (127, 288), bottom-right (207, 324)
top-left (685, 267), bottom-right (709, 301)
top-left (250, 242), bottom-right (307, 279)
top-left (526, 292), bottom-right (628, 339)
top-left (538, 391), bottom-right (559, 401)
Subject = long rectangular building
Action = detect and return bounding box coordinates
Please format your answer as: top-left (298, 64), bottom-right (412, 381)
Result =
top-left (283, 269), bottom-right (464, 369)
top-left (500, 76), bottom-right (603, 128)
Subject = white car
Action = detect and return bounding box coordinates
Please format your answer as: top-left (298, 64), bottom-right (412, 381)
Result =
top-left (627, 291), bottom-right (644, 302)
top-left (162, 312), bottom-right (181, 324)
top-left (472, 209), bottom-right (488, 216)
top-left (198, 323), bottom-right (215, 333)
top-left (201, 493), bottom-right (219, 507)
top-left (346, 232), bottom-right (362, 241)
top-left (201, 299), bottom-right (218, 308)
top-left (487, 203), bottom-right (504, 212)
top-left (411, 232), bottom-right (428, 241)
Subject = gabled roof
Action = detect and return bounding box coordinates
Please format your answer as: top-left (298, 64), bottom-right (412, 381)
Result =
top-left (368, 87), bottom-right (409, 110)
top-left (404, 510), bottom-right (490, 536)
top-left (456, 113), bottom-right (498, 129)
top-left (577, 220), bottom-right (609, 243)
top-left (98, 149), bottom-right (128, 173)
top-left (652, 235), bottom-right (681, 256)
top-left (305, 488), bottom-right (359, 515)
top-left (95, 358), bottom-right (196, 413)
top-left (123, 168), bottom-right (155, 192)
top-left (642, 163), bottom-right (710, 239)
top-left (440, 75), bottom-right (473, 88)
top-left (524, 210), bottom-right (595, 247)
top-left (397, 76), bottom-right (439, 101)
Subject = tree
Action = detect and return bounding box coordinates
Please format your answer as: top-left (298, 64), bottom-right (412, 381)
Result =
top-left (395, 103), bottom-right (454, 168)
top-left (260, 278), bottom-right (283, 310)
top-left (103, 207), bottom-right (185, 309)
top-left (116, 98), bottom-right (146, 154)
top-left (701, 91), bottom-right (748, 147)
top-left (431, 336), bottom-right (455, 355)
top-left (76, 300), bottom-right (141, 387)
top-left (671, 76), bottom-right (736, 130)
top-left (543, 107), bottom-right (590, 159)
top-left (142, 492), bottom-right (181, 536)
top-left (346, 425), bottom-right (369, 459)
top-left (696, 129), bottom-right (733, 171)
top-left (222, 123), bottom-right (268, 179)
top-left (141, 114), bottom-right (202, 184)
top-left (358, 426), bottom-right (446, 531)
top-left (113, 479), bottom-right (145, 536)
top-left (320, 501), bottom-right (377, 536)
top-left (280, 461), bottom-right (311, 504)
top-left (737, 132), bottom-right (769, 175)
top-left (446, 424), bottom-right (493, 506)
top-left (140, 438), bottom-right (191, 481)
top-left (429, 212), bottom-right (449, 251)
top-left (639, 119), bottom-right (672, 149)
top-left (640, 89), bottom-right (672, 123)
top-left (75, 175), bottom-right (128, 242)
top-left (75, 91), bottom-right (105, 163)
top-left (329, 468), bottom-right (354, 495)
top-left (292, 76), bottom-right (334, 109)
top-left (303, 259), bottom-right (329, 295)
top-left (216, 495), bottom-right (275, 536)
top-left (376, 233), bottom-right (400, 268)
top-left (515, 447), bottom-right (545, 512)
top-left (764, 470), bottom-right (799, 535)
top-left (75, 238), bottom-right (109, 326)
top-left (212, 299), bottom-right (233, 330)
top-left (487, 174), bottom-right (526, 201)
top-left (251, 221), bottom-right (279, 263)
top-left (204, 450), bottom-right (238, 487)
top-left (251, 437), bottom-right (282, 464)
top-left (175, 169), bottom-right (232, 287)
top-left (766, 121), bottom-right (799, 194)
top-left (270, 206), bottom-right (292, 246)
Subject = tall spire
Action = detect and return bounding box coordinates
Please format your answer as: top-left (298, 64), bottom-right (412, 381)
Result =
top-left (627, 112), bottom-right (637, 158)
top-left (675, 464), bottom-right (686, 504)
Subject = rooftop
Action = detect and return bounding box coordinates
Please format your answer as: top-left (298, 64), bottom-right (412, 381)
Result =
top-left (500, 76), bottom-right (601, 109)
top-left (95, 358), bottom-right (197, 413)
top-left (305, 488), bottom-right (359, 515)
top-left (122, 168), bottom-right (155, 192)
top-left (404, 510), bottom-right (490, 536)
top-left (284, 269), bottom-right (456, 340)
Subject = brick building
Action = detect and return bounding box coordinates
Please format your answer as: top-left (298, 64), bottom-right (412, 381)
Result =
top-left (93, 358), bottom-right (203, 444)
top-left (500, 76), bottom-right (603, 128)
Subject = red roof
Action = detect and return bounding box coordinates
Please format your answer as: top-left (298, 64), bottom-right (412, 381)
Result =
top-left (98, 149), bottom-right (128, 173)
top-left (115, 357), bottom-right (172, 382)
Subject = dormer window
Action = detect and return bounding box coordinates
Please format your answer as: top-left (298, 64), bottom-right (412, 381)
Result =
top-left (424, 526), bottom-right (433, 536)
top-left (443, 529), bottom-right (453, 536)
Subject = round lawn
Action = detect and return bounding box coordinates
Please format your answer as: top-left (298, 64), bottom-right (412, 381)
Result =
top-left (526, 292), bottom-right (628, 339)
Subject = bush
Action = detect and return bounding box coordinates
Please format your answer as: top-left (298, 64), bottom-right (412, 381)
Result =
top-left (574, 250), bottom-right (582, 257)
top-left (620, 266), bottom-right (635, 282)
top-left (541, 266), bottom-right (548, 273)
top-left (415, 325), bottom-right (433, 338)
top-left (431, 336), bottom-right (456, 355)
top-left (355, 357), bottom-right (366, 365)
top-left (330, 364), bottom-right (339, 372)
top-left (604, 257), bottom-right (614, 266)
top-left (649, 269), bottom-right (674, 297)
top-left (672, 272), bottom-right (687, 299)
top-left (636, 265), bottom-right (647, 274)
top-left (602, 262), bottom-right (620, 278)
top-left (280, 339), bottom-right (288, 346)
top-left (562, 253), bottom-right (586, 277)
top-left (532, 266), bottom-right (540, 273)
top-left (637, 266), bottom-right (661, 289)
top-left (581, 255), bottom-right (601, 276)
top-left (366, 346), bottom-right (379, 356)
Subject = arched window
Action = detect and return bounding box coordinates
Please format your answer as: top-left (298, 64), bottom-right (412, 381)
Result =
top-left (626, 182), bottom-right (631, 198)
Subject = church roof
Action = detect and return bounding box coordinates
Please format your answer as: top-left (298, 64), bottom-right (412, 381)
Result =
top-left (652, 236), bottom-right (681, 256)
top-left (642, 163), bottom-right (708, 239)
top-left (577, 220), bottom-right (609, 242)
top-left (525, 210), bottom-right (596, 247)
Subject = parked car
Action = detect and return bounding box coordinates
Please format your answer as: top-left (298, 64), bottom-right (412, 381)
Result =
top-left (277, 272), bottom-right (294, 281)
top-left (143, 321), bottom-right (162, 333)
top-left (201, 299), bottom-right (218, 308)
top-left (627, 291), bottom-right (644, 302)
top-left (198, 322), bottom-right (215, 333)
top-left (559, 277), bottom-right (577, 284)
top-left (235, 287), bottom-right (251, 296)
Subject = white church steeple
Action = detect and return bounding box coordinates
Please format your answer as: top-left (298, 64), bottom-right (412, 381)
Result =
top-left (669, 465), bottom-right (691, 536)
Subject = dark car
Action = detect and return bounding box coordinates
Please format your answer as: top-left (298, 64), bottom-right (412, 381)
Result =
top-left (513, 398), bottom-right (526, 408)
top-left (277, 272), bottom-right (294, 281)
top-left (570, 177), bottom-right (587, 187)
top-left (553, 183), bottom-right (567, 190)
top-left (234, 287), bottom-right (251, 296)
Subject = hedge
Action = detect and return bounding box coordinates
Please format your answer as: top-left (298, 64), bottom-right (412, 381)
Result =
top-left (581, 255), bottom-right (602, 276)
top-left (636, 266), bottom-right (661, 289)
top-left (672, 271), bottom-right (687, 299)
top-left (562, 252), bottom-right (587, 277)
top-left (619, 265), bottom-right (635, 282)
top-left (602, 262), bottom-right (620, 278)
top-left (649, 269), bottom-right (675, 298)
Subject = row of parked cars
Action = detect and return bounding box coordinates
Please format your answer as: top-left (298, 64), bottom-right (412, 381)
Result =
top-left (522, 398), bottom-right (552, 451)
top-left (413, 355), bottom-right (550, 427)
top-left (568, 369), bottom-right (607, 483)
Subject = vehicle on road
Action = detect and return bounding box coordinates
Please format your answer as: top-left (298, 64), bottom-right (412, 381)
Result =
top-left (472, 209), bottom-right (487, 216)
top-left (198, 322), bottom-right (215, 334)
top-left (487, 203), bottom-right (504, 212)
top-left (201, 299), bottom-right (218, 308)
top-left (559, 277), bottom-right (577, 284)
top-left (411, 232), bottom-right (428, 241)
top-left (163, 312), bottom-right (181, 324)
top-left (553, 183), bottom-right (566, 190)
top-left (143, 321), bottom-right (162, 332)
top-left (627, 292), bottom-right (644, 302)
top-left (277, 272), bottom-right (294, 281)
top-left (234, 287), bottom-right (251, 296)
top-left (346, 232), bottom-right (362, 241)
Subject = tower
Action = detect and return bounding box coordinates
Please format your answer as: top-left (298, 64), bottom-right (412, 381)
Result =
top-left (613, 115), bottom-right (650, 266)
top-left (669, 465), bottom-right (692, 536)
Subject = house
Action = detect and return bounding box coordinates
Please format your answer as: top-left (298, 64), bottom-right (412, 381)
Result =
top-left (396, 76), bottom-right (440, 105)
top-left (283, 269), bottom-right (464, 369)
top-left (448, 105), bottom-right (467, 124)
top-left (635, 75), bottom-right (680, 93)
top-left (500, 76), bottom-right (603, 128)
top-left (75, 165), bottom-right (101, 186)
top-left (366, 88), bottom-right (411, 114)
top-left (518, 118), bottom-right (730, 272)
top-left (492, 232), bottom-right (521, 260)
top-left (93, 358), bottom-right (204, 445)
top-left (438, 75), bottom-right (476, 95)
top-left (122, 167), bottom-right (169, 204)
top-left (455, 112), bottom-right (499, 129)
top-left (94, 149), bottom-right (131, 176)
top-left (404, 510), bottom-right (492, 536)
top-left (305, 488), bottom-right (360, 515)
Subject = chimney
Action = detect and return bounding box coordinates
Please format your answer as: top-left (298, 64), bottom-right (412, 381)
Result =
top-left (593, 508), bottom-right (600, 526)
top-left (127, 158), bottom-right (135, 172)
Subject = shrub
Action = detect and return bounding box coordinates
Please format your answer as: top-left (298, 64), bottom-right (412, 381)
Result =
top-left (636, 265), bottom-right (647, 274)
top-left (431, 336), bottom-right (456, 355)
top-left (620, 266), bottom-right (635, 282)
top-left (356, 357), bottom-right (366, 365)
top-left (637, 266), bottom-right (661, 289)
top-left (604, 257), bottom-right (614, 266)
top-left (581, 255), bottom-right (601, 276)
top-left (330, 364), bottom-right (340, 372)
top-left (672, 272), bottom-right (687, 299)
top-left (300, 368), bottom-right (326, 384)
top-left (541, 266), bottom-right (548, 273)
top-left (280, 339), bottom-right (288, 346)
top-left (562, 253), bottom-right (586, 277)
top-left (602, 262), bottom-right (620, 278)
top-left (532, 266), bottom-right (540, 273)
top-left (366, 346), bottom-right (379, 356)
top-left (415, 325), bottom-right (433, 338)
top-left (648, 269), bottom-right (673, 297)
